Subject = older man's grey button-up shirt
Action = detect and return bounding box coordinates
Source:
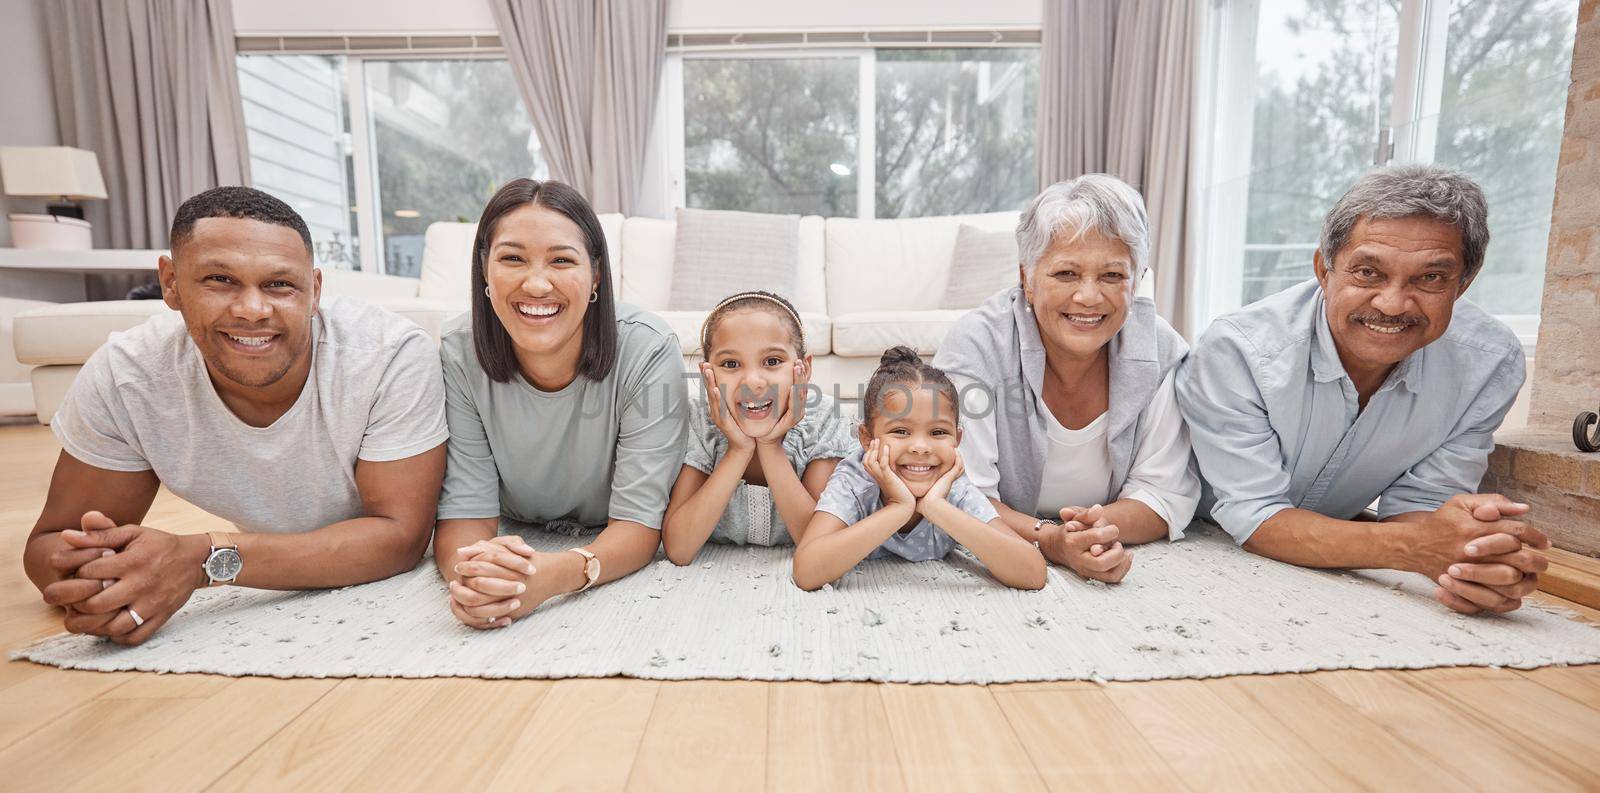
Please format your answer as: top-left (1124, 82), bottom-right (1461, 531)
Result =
top-left (1175, 279), bottom-right (1525, 544)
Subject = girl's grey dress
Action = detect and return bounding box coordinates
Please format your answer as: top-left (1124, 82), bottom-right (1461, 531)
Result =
top-left (683, 392), bottom-right (858, 546)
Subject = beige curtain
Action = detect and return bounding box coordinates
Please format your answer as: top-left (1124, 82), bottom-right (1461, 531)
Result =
top-left (45, 1), bottom-right (249, 249)
top-left (45, 0), bottom-right (249, 299)
top-left (491, 0), bottom-right (670, 215)
top-left (1038, 0), bottom-right (1196, 326)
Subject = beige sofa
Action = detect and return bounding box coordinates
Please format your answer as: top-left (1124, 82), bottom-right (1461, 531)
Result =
top-left (14, 209), bottom-right (1067, 423)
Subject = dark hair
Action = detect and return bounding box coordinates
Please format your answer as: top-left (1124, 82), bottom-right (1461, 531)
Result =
top-left (699, 290), bottom-right (806, 358)
top-left (169, 186), bottom-right (312, 255)
top-left (862, 345), bottom-right (959, 426)
top-left (471, 179), bottom-right (618, 384)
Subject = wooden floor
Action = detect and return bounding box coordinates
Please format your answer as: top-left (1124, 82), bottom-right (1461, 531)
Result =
top-left (3, 423), bottom-right (1599, 792)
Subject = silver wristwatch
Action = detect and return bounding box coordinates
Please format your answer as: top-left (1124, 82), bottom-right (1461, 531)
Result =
top-left (203, 532), bottom-right (243, 586)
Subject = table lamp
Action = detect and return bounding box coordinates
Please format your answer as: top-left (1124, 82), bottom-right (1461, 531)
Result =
top-left (1, 146), bottom-right (108, 250)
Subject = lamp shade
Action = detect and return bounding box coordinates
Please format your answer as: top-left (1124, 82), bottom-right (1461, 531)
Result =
top-left (0, 146), bottom-right (108, 200)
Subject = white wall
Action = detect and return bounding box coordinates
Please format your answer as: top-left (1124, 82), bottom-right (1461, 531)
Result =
top-left (231, 0), bottom-right (1041, 35)
top-left (0, 0), bottom-right (63, 248)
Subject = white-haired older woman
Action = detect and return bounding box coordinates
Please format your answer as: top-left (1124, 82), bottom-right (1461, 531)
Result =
top-left (932, 174), bottom-right (1198, 583)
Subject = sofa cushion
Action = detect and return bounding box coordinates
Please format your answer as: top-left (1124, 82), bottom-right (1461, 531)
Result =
top-left (13, 300), bottom-right (172, 365)
top-left (416, 214), bottom-right (624, 304)
top-left (942, 224), bottom-right (1021, 308)
top-left (830, 310), bottom-right (970, 357)
top-left (668, 208), bottom-right (800, 310)
top-left (320, 268), bottom-right (420, 300)
top-left (653, 310), bottom-right (832, 357)
top-left (14, 296), bottom-right (459, 366)
top-left (825, 211), bottom-right (1019, 315)
top-left (620, 215), bottom-right (827, 313)
top-left (2, 297), bottom-right (53, 382)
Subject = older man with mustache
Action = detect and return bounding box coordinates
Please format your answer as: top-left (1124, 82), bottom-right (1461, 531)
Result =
top-left (1177, 164), bottom-right (1549, 615)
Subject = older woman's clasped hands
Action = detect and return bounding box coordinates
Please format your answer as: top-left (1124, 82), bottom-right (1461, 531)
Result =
top-left (1039, 505), bottom-right (1132, 584)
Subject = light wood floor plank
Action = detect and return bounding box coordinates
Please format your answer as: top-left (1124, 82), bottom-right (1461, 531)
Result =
top-left (1516, 664), bottom-right (1600, 710)
top-left (768, 681), bottom-right (906, 793)
top-left (1206, 674), bottom-right (1466, 789)
top-left (878, 683), bottom-right (1047, 793)
top-left (1310, 670), bottom-right (1581, 790)
top-left (101, 672), bottom-right (235, 699)
top-left (0, 695), bottom-right (201, 790)
top-left (0, 668), bottom-right (136, 750)
top-left (205, 678), bottom-right (446, 792)
top-left (1102, 679), bottom-right (1337, 792)
top-left (342, 679), bottom-right (551, 792)
top-left (626, 680), bottom-right (768, 793)
top-left (73, 677), bottom-right (336, 793)
top-left (488, 678), bottom-right (660, 793)
top-left (1409, 674), bottom-right (1600, 785)
top-left (992, 687), bottom-right (1186, 793)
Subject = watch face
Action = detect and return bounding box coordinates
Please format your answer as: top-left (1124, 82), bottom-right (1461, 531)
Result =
top-left (207, 548), bottom-right (242, 581)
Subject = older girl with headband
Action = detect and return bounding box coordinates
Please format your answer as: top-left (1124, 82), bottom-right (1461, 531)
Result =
top-left (661, 291), bottom-right (857, 564)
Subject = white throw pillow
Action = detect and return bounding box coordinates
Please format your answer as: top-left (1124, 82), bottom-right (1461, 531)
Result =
top-left (940, 224), bottom-right (1020, 309)
top-left (669, 208), bottom-right (801, 310)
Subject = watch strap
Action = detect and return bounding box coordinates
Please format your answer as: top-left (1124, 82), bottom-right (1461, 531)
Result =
top-left (205, 532), bottom-right (239, 587)
top-left (570, 547), bottom-right (599, 593)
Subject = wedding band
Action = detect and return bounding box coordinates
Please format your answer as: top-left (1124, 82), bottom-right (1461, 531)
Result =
top-left (484, 615), bottom-right (495, 625)
top-left (127, 608), bottom-right (144, 627)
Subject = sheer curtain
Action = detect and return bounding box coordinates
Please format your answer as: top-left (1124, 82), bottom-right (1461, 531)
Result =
top-left (45, 0), bottom-right (250, 298)
top-left (490, 0), bottom-right (670, 215)
top-left (1038, 0), bottom-right (1197, 327)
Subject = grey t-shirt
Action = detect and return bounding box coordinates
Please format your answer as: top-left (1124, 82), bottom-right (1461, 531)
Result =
top-left (51, 298), bottom-right (449, 533)
top-left (436, 304), bottom-right (689, 531)
top-left (683, 392), bottom-right (858, 546)
top-left (814, 450), bottom-right (1000, 562)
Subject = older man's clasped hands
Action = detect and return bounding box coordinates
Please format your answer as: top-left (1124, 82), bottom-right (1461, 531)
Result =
top-left (1407, 494), bottom-right (1550, 614)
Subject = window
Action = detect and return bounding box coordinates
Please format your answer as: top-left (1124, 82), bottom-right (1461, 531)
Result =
top-left (683, 57), bottom-right (860, 217)
top-left (1193, 0), bottom-right (1578, 337)
top-left (1429, 0), bottom-right (1577, 317)
top-left (237, 55), bottom-right (359, 270)
top-left (238, 55), bottom-right (547, 276)
top-left (875, 49), bottom-right (1038, 218)
top-left (365, 60), bottom-right (545, 277)
top-left (671, 47), bottom-right (1039, 219)
top-left (1238, 1), bottom-right (1399, 306)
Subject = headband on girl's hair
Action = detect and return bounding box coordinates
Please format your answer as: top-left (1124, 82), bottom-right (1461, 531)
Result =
top-left (699, 292), bottom-right (805, 352)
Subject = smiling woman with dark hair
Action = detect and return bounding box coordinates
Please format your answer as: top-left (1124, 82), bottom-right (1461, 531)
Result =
top-left (433, 179), bottom-right (688, 630)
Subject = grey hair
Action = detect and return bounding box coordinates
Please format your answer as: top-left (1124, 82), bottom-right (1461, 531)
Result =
top-left (1320, 164), bottom-right (1490, 284)
top-left (1016, 173), bottom-right (1149, 283)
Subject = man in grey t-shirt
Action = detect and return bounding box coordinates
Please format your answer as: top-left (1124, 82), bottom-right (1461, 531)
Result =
top-left (22, 187), bottom-right (448, 646)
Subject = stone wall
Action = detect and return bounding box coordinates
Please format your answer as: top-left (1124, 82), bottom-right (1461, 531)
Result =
top-left (1483, 429), bottom-right (1600, 556)
top-left (1529, 0), bottom-right (1600, 428)
top-left (1487, 1), bottom-right (1600, 558)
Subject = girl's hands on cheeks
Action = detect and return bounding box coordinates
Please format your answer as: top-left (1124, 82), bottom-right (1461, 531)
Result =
top-left (701, 362), bottom-right (755, 453)
top-left (863, 439), bottom-right (916, 511)
top-left (920, 450), bottom-right (965, 507)
top-left (756, 362), bottom-right (807, 446)
top-left (449, 535), bottom-right (535, 630)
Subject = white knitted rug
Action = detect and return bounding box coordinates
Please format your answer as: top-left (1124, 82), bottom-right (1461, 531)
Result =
top-left (13, 526), bottom-right (1600, 683)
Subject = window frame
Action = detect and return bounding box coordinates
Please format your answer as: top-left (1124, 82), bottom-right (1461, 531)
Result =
top-left (660, 42), bottom-right (1040, 221)
top-left (1190, 0), bottom-right (1551, 353)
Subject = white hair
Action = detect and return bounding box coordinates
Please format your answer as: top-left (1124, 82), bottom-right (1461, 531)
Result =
top-left (1016, 173), bottom-right (1149, 285)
